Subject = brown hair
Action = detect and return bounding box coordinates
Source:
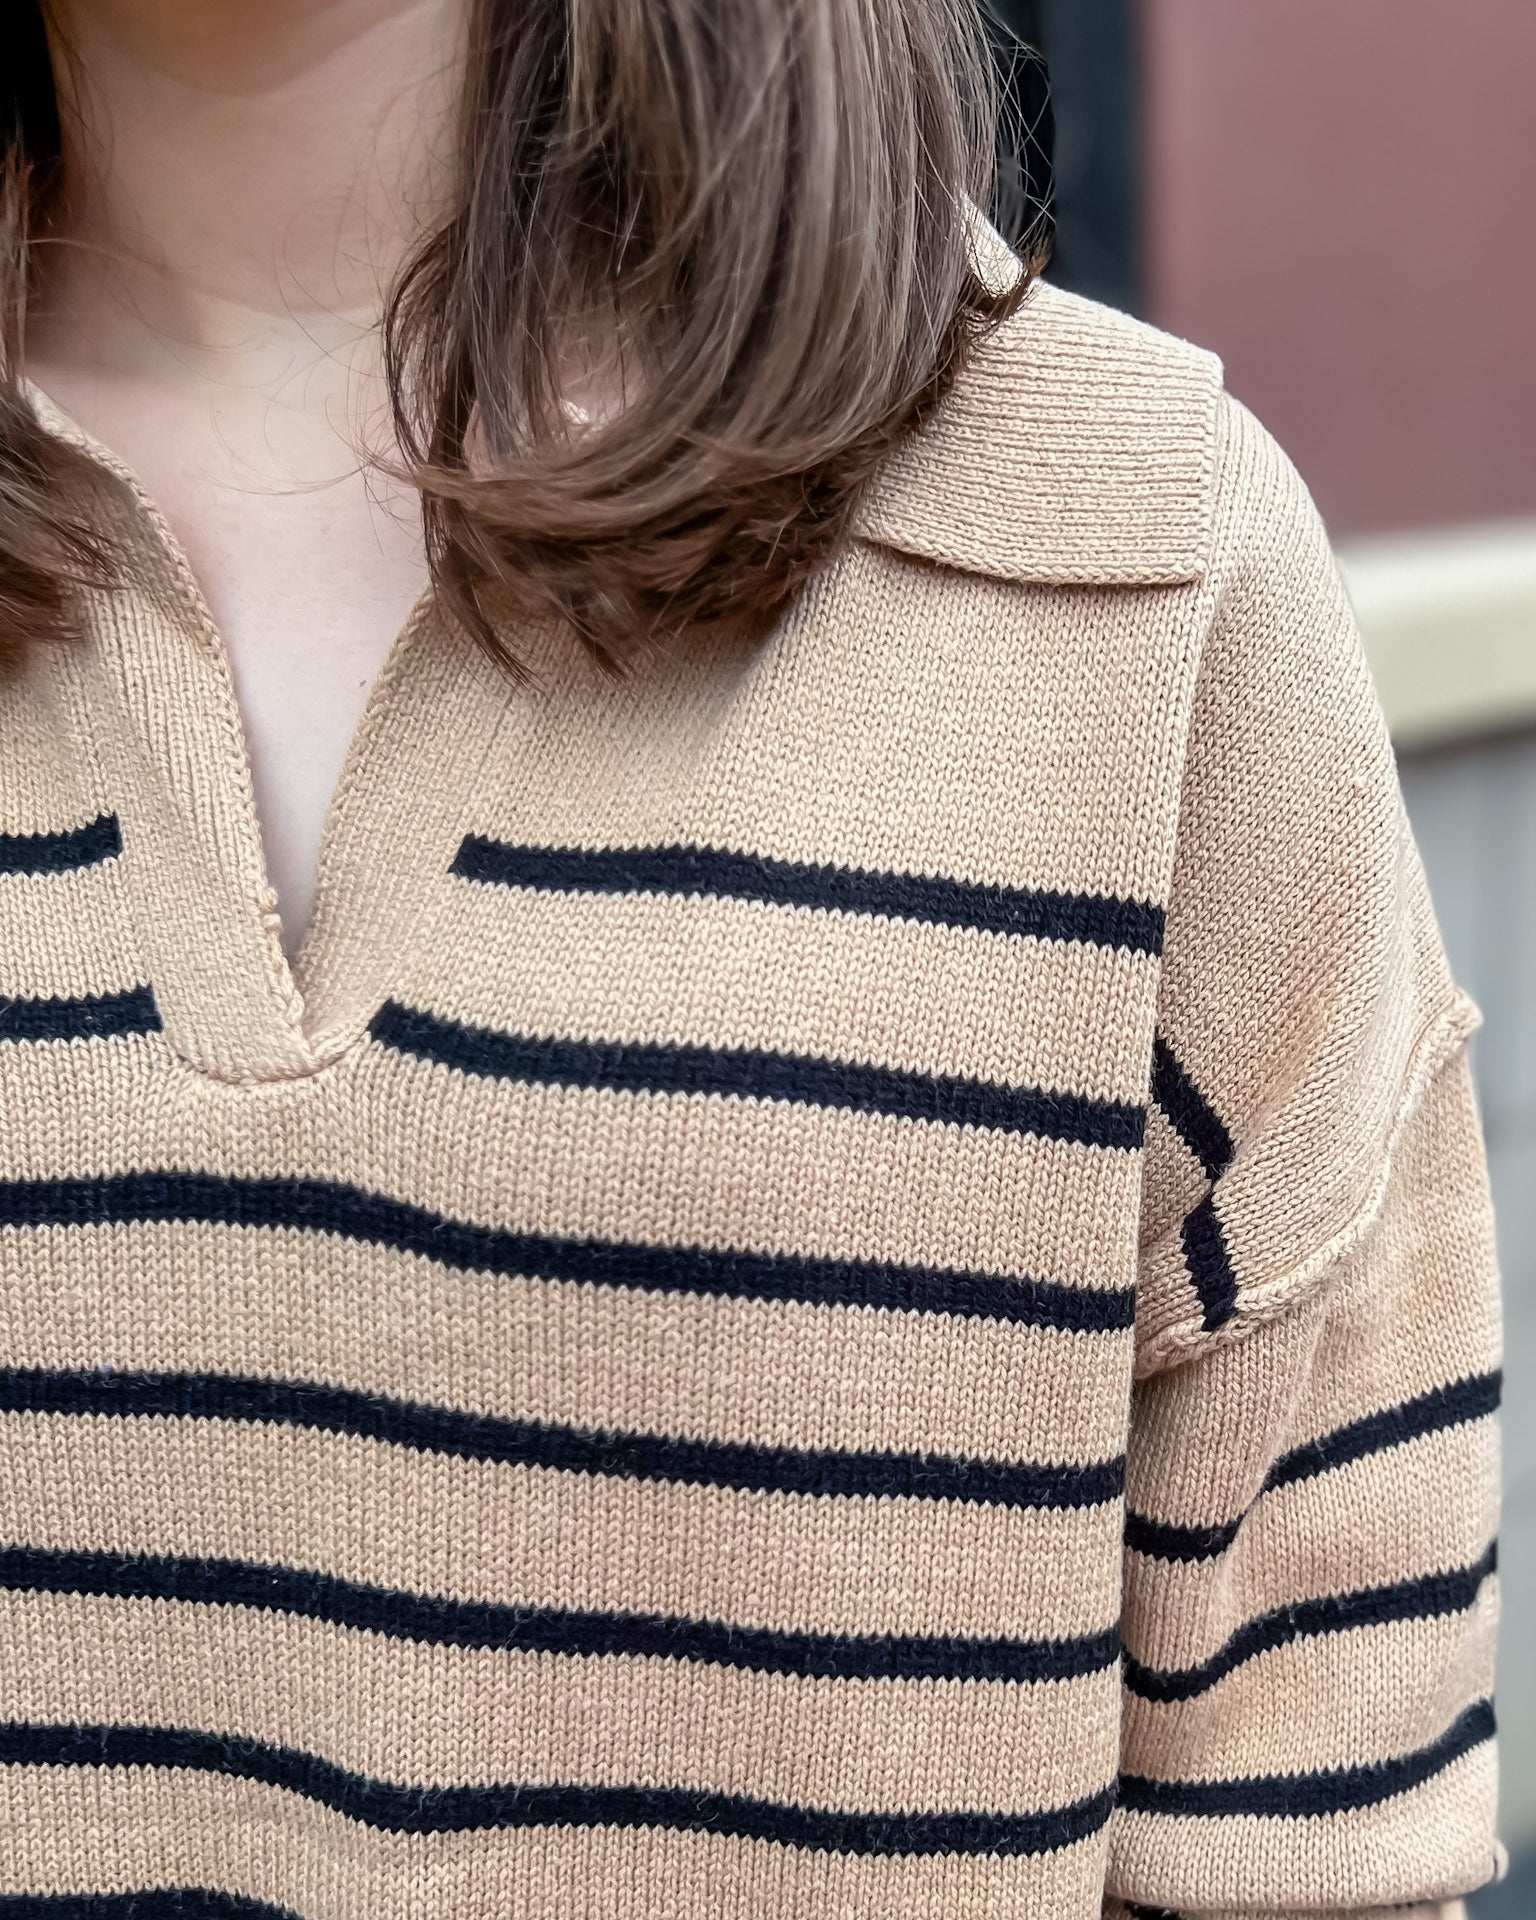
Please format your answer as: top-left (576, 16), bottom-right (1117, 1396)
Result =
top-left (0, 1), bottom-right (1035, 675)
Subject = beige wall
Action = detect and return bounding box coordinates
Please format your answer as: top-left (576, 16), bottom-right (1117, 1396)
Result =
top-left (1141, 0), bottom-right (1536, 537)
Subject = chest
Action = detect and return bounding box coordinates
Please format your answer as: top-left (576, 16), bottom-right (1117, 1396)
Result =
top-left (182, 472), bottom-right (428, 960)
top-left (1, 546), bottom-right (1204, 1476)
top-left (0, 549), bottom-right (1203, 1901)
top-left (0, 538), bottom-right (1203, 1192)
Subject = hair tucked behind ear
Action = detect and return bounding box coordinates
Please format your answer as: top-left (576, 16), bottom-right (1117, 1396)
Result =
top-left (1, 0), bottom-right (1036, 673)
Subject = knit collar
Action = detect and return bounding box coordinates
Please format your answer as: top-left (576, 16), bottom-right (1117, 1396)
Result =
top-left (848, 204), bottom-right (1225, 589)
top-left (24, 205), bottom-right (1223, 600)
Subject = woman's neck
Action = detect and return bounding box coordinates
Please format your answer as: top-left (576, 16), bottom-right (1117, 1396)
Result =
top-left (31, 0), bottom-right (468, 387)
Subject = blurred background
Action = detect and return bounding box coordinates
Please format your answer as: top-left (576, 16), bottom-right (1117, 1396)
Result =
top-left (979, 4), bottom-right (1536, 1912)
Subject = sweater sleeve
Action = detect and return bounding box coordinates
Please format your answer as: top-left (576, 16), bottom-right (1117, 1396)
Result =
top-left (1102, 394), bottom-right (1505, 1919)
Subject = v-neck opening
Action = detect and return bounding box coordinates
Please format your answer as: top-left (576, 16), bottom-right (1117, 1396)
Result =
top-left (23, 375), bottom-right (516, 1085)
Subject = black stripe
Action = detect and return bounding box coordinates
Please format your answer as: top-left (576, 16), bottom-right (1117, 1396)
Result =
top-left (0, 811), bottom-right (121, 878)
top-left (0, 1544), bottom-right (1121, 1685)
top-left (1118, 1697), bottom-right (1494, 1819)
top-left (1126, 1908), bottom-right (1182, 1920)
top-left (1125, 1370), bottom-right (1504, 1565)
top-left (1123, 1544), bottom-right (1497, 1702)
top-left (1149, 1033), bottom-right (1232, 1180)
top-left (1178, 1193), bottom-right (1237, 1331)
top-left (451, 834), bottom-right (1166, 957)
top-left (1265, 1371), bottom-right (1503, 1496)
top-left (1123, 1511), bottom-right (1241, 1564)
top-left (0, 1367), bottom-right (1125, 1511)
top-left (0, 1899), bottom-right (299, 1920)
top-left (369, 999), bottom-right (1146, 1150)
top-left (0, 984), bottom-right (160, 1046)
top-left (0, 1168), bottom-right (1133, 1334)
top-left (0, 1721), bottom-right (1117, 1856)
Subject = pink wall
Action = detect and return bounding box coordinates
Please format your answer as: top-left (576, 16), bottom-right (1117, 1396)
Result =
top-left (1142, 0), bottom-right (1536, 535)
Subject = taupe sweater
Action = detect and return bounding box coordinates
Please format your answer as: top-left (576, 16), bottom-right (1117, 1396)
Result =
top-left (0, 215), bottom-right (1503, 1918)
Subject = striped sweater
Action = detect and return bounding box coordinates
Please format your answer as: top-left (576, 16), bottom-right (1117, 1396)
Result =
top-left (0, 221), bottom-right (1504, 1918)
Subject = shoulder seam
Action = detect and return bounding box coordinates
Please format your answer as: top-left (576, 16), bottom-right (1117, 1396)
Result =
top-left (1134, 986), bottom-right (1483, 1379)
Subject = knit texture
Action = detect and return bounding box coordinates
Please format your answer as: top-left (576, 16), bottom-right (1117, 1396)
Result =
top-left (0, 221), bottom-right (1503, 1917)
